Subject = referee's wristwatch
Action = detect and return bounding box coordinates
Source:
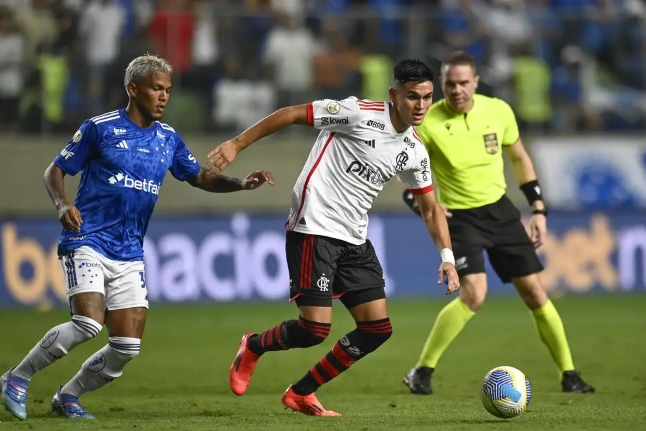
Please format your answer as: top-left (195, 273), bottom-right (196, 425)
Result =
top-left (532, 208), bottom-right (548, 217)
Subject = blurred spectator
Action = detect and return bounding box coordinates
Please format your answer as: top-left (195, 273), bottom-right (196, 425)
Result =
top-left (312, 21), bottom-right (362, 100)
top-left (147, 0), bottom-right (195, 84)
top-left (0, 1), bottom-right (640, 134)
top-left (439, 0), bottom-right (489, 65)
top-left (0, 5), bottom-right (23, 132)
top-left (562, 45), bottom-right (646, 131)
top-left (263, 12), bottom-right (317, 105)
top-left (14, 0), bottom-right (56, 64)
top-left (79, 0), bottom-right (126, 112)
top-left (211, 57), bottom-right (276, 133)
top-left (359, 47), bottom-right (391, 101)
top-left (511, 43), bottom-right (552, 133)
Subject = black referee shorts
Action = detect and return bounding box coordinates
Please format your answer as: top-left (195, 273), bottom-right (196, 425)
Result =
top-left (285, 231), bottom-right (386, 308)
top-left (448, 195), bottom-right (544, 283)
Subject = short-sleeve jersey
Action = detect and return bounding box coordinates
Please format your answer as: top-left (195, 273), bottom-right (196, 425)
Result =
top-left (416, 94), bottom-right (520, 209)
top-left (287, 97), bottom-right (434, 245)
top-left (54, 109), bottom-right (201, 261)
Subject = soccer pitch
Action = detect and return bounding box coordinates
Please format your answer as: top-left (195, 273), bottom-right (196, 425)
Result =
top-left (1, 294), bottom-right (645, 430)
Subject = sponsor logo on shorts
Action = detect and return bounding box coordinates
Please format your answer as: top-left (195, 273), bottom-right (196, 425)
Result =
top-left (455, 256), bottom-right (468, 270)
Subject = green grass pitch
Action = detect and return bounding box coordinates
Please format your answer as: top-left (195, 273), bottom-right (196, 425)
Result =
top-left (1, 294), bottom-right (645, 430)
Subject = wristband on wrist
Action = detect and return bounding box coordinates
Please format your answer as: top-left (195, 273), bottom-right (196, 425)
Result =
top-left (532, 208), bottom-right (548, 217)
top-left (440, 248), bottom-right (455, 265)
top-left (519, 180), bottom-right (544, 205)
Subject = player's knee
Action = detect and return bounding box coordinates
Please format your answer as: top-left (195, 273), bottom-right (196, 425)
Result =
top-left (461, 291), bottom-right (486, 311)
top-left (72, 315), bottom-right (103, 339)
top-left (356, 318), bottom-right (393, 353)
top-left (107, 336), bottom-right (141, 363)
top-left (283, 318), bottom-right (331, 348)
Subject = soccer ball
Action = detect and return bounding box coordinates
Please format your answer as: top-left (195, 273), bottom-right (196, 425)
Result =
top-left (480, 366), bottom-right (531, 419)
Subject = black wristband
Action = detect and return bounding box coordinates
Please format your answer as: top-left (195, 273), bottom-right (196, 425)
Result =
top-left (532, 208), bottom-right (548, 217)
top-left (519, 180), bottom-right (544, 205)
top-left (402, 189), bottom-right (421, 216)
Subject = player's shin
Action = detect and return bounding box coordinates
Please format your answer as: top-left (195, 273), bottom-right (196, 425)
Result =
top-left (531, 300), bottom-right (575, 372)
top-left (292, 318), bottom-right (393, 395)
top-left (61, 336), bottom-right (141, 397)
top-left (248, 318), bottom-right (331, 355)
top-left (12, 316), bottom-right (103, 381)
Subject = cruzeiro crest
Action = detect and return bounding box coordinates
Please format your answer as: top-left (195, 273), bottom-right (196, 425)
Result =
top-left (483, 133), bottom-right (499, 154)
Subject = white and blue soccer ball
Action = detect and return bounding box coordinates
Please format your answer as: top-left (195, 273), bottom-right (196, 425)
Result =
top-left (480, 366), bottom-right (531, 419)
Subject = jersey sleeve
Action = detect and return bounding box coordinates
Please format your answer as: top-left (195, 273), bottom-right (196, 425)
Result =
top-left (397, 142), bottom-right (434, 194)
top-left (307, 96), bottom-right (367, 135)
top-left (169, 134), bottom-right (201, 181)
top-left (53, 120), bottom-right (99, 175)
top-left (500, 100), bottom-right (520, 145)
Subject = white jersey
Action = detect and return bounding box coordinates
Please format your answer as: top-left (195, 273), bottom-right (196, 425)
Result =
top-left (286, 96), bottom-right (434, 245)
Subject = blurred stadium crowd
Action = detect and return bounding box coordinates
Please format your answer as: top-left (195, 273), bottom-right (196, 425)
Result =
top-left (0, 0), bottom-right (644, 135)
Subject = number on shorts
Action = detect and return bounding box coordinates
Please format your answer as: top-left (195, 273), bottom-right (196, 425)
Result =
top-left (139, 271), bottom-right (146, 288)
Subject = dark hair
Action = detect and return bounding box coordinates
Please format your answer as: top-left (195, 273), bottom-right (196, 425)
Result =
top-left (394, 59), bottom-right (434, 85)
top-left (442, 51), bottom-right (477, 73)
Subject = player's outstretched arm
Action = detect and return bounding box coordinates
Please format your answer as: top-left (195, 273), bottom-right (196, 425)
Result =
top-left (44, 162), bottom-right (83, 232)
top-left (206, 104), bottom-right (309, 174)
top-left (503, 139), bottom-right (547, 248)
top-left (415, 191), bottom-right (460, 294)
top-left (188, 167), bottom-right (274, 193)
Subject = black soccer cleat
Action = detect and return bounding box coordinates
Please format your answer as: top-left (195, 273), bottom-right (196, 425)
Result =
top-left (561, 370), bottom-right (595, 393)
top-left (403, 366), bottom-right (434, 395)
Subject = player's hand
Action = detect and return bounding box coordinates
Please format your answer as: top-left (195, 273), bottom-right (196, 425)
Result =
top-left (440, 204), bottom-right (453, 218)
top-left (58, 203), bottom-right (82, 232)
top-left (242, 170), bottom-right (275, 190)
top-left (529, 213), bottom-right (547, 248)
top-left (438, 262), bottom-right (460, 295)
top-left (206, 139), bottom-right (240, 174)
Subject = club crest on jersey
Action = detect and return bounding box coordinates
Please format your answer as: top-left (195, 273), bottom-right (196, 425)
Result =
top-left (326, 101), bottom-right (340, 114)
top-left (395, 151), bottom-right (409, 171)
top-left (483, 133), bottom-right (498, 154)
top-left (72, 130), bottom-right (82, 142)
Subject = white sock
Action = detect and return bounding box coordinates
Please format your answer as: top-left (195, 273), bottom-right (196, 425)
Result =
top-left (61, 336), bottom-right (141, 398)
top-left (12, 316), bottom-right (102, 381)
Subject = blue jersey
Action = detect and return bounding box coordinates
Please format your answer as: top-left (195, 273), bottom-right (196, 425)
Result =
top-left (54, 109), bottom-right (201, 261)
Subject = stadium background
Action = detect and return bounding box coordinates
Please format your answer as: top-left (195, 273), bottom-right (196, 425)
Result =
top-left (0, 0), bottom-right (644, 307)
top-left (0, 2), bottom-right (645, 429)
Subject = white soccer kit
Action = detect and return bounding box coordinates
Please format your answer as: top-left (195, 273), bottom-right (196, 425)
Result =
top-left (286, 97), bottom-right (434, 245)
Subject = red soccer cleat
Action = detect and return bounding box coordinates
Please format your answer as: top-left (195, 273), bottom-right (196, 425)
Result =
top-left (229, 332), bottom-right (260, 396)
top-left (281, 385), bottom-right (342, 417)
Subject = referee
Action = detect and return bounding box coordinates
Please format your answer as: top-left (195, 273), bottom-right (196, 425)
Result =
top-left (402, 51), bottom-right (594, 395)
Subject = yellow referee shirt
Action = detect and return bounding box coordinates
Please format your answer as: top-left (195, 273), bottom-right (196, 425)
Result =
top-left (416, 94), bottom-right (520, 209)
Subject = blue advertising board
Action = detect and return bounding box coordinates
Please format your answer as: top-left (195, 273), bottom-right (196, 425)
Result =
top-left (1, 211), bottom-right (644, 308)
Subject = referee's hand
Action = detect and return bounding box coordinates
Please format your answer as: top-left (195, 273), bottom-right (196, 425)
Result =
top-left (529, 213), bottom-right (547, 248)
top-left (439, 263), bottom-right (460, 295)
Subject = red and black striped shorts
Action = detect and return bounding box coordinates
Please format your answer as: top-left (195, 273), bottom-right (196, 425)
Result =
top-left (285, 231), bottom-right (386, 308)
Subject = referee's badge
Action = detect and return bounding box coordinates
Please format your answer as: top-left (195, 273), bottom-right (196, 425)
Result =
top-left (483, 133), bottom-right (498, 154)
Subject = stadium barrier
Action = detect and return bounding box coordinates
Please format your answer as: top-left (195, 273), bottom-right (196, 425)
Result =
top-left (1, 211), bottom-right (644, 309)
